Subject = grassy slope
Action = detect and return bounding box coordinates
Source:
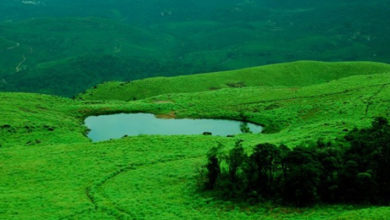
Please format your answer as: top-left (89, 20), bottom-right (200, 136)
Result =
top-left (0, 93), bottom-right (88, 147)
top-left (1, 65), bottom-right (390, 219)
top-left (79, 61), bottom-right (390, 101)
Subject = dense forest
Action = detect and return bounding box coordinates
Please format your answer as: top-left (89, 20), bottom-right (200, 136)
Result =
top-left (0, 0), bottom-right (390, 96)
top-left (201, 117), bottom-right (390, 206)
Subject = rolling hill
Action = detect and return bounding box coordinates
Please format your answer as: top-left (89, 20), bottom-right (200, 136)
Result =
top-left (1, 61), bottom-right (390, 218)
top-left (79, 61), bottom-right (390, 101)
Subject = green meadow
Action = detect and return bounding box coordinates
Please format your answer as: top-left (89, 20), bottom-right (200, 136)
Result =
top-left (1, 61), bottom-right (390, 219)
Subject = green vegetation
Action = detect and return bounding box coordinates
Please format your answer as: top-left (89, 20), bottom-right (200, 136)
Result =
top-left (201, 118), bottom-right (390, 206)
top-left (79, 61), bottom-right (390, 101)
top-left (1, 61), bottom-right (390, 218)
top-left (0, 17), bottom-right (175, 96)
top-left (1, 0), bottom-right (390, 96)
top-left (1, 1), bottom-right (390, 219)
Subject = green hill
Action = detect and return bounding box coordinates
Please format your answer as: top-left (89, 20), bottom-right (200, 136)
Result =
top-left (1, 62), bottom-right (390, 218)
top-left (79, 61), bottom-right (390, 101)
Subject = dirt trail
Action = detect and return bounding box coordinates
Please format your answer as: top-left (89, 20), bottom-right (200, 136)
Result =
top-left (7, 42), bottom-right (20, 50)
top-left (71, 155), bottom-right (204, 219)
top-left (365, 84), bottom-right (387, 116)
top-left (15, 55), bottom-right (26, 72)
top-left (14, 46), bottom-right (32, 73)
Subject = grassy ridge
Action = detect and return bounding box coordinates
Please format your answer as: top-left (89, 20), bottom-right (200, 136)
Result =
top-left (79, 61), bottom-right (390, 101)
top-left (1, 63), bottom-right (390, 218)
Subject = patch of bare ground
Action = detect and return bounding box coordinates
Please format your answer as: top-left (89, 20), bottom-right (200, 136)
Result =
top-left (156, 111), bottom-right (176, 119)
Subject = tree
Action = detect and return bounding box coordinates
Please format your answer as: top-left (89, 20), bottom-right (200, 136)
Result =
top-left (247, 143), bottom-right (281, 198)
top-left (205, 145), bottom-right (221, 190)
top-left (240, 122), bottom-right (252, 133)
top-left (200, 117), bottom-right (390, 206)
top-left (282, 147), bottom-right (322, 206)
top-left (342, 117), bottom-right (390, 203)
top-left (226, 140), bottom-right (248, 196)
top-left (316, 145), bottom-right (343, 203)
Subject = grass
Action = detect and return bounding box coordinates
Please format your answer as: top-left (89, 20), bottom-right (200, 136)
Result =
top-left (1, 61), bottom-right (390, 219)
top-left (79, 61), bottom-right (390, 101)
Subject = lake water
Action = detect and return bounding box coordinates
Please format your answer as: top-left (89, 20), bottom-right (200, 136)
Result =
top-left (85, 113), bottom-right (263, 142)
